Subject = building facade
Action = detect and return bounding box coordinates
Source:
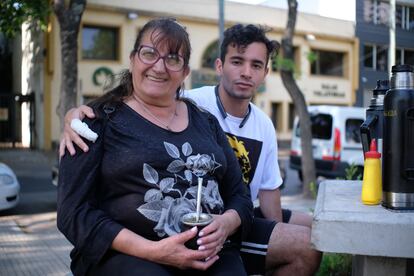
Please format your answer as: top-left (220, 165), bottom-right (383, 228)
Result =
top-left (30, 0), bottom-right (359, 149)
top-left (356, 0), bottom-right (414, 107)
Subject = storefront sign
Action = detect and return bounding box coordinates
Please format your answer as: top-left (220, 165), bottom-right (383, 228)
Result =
top-left (313, 83), bottom-right (345, 98)
top-left (92, 67), bottom-right (115, 87)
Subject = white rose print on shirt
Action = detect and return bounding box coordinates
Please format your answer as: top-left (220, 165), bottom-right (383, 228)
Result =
top-left (137, 141), bottom-right (223, 237)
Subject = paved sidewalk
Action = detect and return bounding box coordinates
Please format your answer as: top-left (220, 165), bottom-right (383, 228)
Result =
top-left (0, 149), bottom-right (71, 275)
top-left (0, 212), bottom-right (72, 276)
top-left (281, 194), bottom-right (316, 215)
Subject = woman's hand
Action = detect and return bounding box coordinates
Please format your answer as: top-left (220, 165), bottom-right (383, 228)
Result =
top-left (113, 227), bottom-right (218, 270)
top-left (196, 210), bottom-right (241, 257)
top-left (151, 227), bottom-right (219, 270)
top-left (59, 105), bottom-right (96, 157)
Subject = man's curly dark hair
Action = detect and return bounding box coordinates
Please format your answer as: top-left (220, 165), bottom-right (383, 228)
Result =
top-left (220, 24), bottom-right (280, 66)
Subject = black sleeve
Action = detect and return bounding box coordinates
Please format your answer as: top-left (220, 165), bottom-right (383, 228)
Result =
top-left (57, 115), bottom-right (123, 269)
top-left (208, 115), bottom-right (253, 240)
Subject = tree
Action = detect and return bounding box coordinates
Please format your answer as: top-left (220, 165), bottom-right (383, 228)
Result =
top-left (1, 1), bottom-right (50, 148)
top-left (53, 0), bottom-right (86, 130)
top-left (0, 0), bottom-right (49, 38)
top-left (280, 0), bottom-right (316, 197)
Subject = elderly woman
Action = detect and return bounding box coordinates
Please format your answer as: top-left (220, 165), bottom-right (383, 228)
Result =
top-left (57, 18), bottom-right (253, 276)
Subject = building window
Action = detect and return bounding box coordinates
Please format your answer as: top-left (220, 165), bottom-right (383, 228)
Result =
top-left (271, 46), bottom-right (299, 72)
top-left (363, 44), bottom-right (388, 71)
top-left (396, 48), bottom-right (402, 65)
top-left (405, 49), bottom-right (414, 65)
top-left (365, 0), bottom-right (414, 31)
top-left (82, 25), bottom-right (119, 60)
top-left (364, 0), bottom-right (390, 25)
top-left (396, 4), bottom-right (414, 30)
top-left (363, 45), bottom-right (374, 68)
top-left (396, 48), bottom-right (414, 65)
top-left (271, 102), bottom-right (282, 132)
top-left (364, 0), bottom-right (375, 22)
top-left (396, 5), bottom-right (404, 28)
top-left (376, 45), bottom-right (388, 71)
top-left (310, 50), bottom-right (344, 77)
top-left (202, 40), bottom-right (219, 69)
top-left (410, 7), bottom-right (414, 30)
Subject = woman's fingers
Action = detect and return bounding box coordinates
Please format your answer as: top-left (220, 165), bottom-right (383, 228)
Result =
top-left (155, 230), bottom-right (217, 270)
top-left (62, 106), bottom-right (95, 155)
top-left (69, 128), bottom-right (89, 152)
top-left (174, 226), bottom-right (198, 244)
top-left (197, 220), bottom-right (226, 251)
top-left (63, 132), bottom-right (76, 156)
top-left (78, 105), bottom-right (95, 119)
top-left (189, 255), bottom-right (219, 271)
top-left (59, 135), bottom-right (66, 158)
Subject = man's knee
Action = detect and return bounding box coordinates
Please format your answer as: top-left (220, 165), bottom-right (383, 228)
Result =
top-left (265, 223), bottom-right (321, 272)
top-left (288, 211), bottom-right (313, 228)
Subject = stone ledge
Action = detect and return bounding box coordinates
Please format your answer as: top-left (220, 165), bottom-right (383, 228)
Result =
top-left (311, 180), bottom-right (414, 258)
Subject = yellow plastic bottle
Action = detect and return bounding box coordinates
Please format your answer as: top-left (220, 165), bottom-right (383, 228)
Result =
top-left (361, 139), bottom-right (382, 205)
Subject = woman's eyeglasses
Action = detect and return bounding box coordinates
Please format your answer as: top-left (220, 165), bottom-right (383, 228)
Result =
top-left (136, 45), bottom-right (185, 72)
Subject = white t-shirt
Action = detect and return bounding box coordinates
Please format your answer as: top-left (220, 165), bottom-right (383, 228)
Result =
top-left (183, 86), bottom-right (283, 200)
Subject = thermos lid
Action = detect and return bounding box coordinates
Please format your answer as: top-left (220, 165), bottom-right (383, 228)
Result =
top-left (365, 139), bottom-right (381, 159)
top-left (391, 64), bottom-right (414, 89)
top-left (373, 79), bottom-right (389, 96)
top-left (392, 64), bottom-right (413, 73)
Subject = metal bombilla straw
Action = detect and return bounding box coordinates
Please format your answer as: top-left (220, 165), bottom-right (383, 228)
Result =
top-left (196, 177), bottom-right (202, 222)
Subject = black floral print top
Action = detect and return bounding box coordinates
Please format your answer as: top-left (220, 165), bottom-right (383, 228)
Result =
top-left (57, 89), bottom-right (253, 275)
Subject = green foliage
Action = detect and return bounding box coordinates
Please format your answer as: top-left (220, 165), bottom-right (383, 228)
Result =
top-left (310, 181), bottom-right (318, 199)
top-left (272, 55), bottom-right (296, 71)
top-left (0, 0), bottom-right (50, 38)
top-left (345, 163), bottom-right (362, 180)
top-left (316, 253), bottom-right (352, 276)
top-left (82, 27), bottom-right (117, 60)
top-left (271, 55), bottom-right (302, 78)
top-left (307, 50), bottom-right (318, 64)
top-left (273, 50), bottom-right (319, 78)
top-left (202, 40), bottom-right (219, 69)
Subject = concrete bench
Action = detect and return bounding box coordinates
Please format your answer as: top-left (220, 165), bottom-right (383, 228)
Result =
top-left (311, 180), bottom-right (414, 276)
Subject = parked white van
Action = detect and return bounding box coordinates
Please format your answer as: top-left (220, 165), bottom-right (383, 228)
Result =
top-left (289, 105), bottom-right (365, 180)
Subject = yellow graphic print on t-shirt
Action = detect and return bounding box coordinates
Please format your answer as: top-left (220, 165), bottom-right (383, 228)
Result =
top-left (227, 135), bottom-right (251, 185)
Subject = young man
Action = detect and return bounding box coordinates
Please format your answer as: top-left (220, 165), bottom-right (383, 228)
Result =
top-left (60, 24), bottom-right (321, 275)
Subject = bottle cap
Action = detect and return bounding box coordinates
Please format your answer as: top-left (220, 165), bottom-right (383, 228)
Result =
top-left (373, 79), bottom-right (389, 96)
top-left (392, 64), bottom-right (413, 73)
top-left (365, 139), bottom-right (381, 159)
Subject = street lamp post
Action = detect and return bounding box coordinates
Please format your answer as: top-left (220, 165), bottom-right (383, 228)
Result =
top-left (389, 0), bottom-right (396, 74)
top-left (219, 0), bottom-right (224, 55)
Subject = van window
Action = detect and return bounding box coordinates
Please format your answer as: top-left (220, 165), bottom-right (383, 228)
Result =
top-left (295, 113), bottom-right (333, 140)
top-left (346, 119), bottom-right (364, 143)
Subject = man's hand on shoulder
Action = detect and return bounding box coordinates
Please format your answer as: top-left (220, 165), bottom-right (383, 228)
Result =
top-left (59, 105), bottom-right (96, 158)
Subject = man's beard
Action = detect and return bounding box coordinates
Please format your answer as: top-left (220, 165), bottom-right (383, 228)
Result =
top-left (223, 84), bottom-right (254, 100)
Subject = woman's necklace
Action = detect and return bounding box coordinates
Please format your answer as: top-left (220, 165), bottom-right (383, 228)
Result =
top-left (132, 93), bottom-right (178, 131)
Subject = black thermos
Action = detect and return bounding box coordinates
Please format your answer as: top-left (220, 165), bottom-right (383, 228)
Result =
top-left (382, 64), bottom-right (414, 210)
top-left (360, 79), bottom-right (389, 157)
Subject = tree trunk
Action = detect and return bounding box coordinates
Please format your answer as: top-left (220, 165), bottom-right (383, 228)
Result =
top-left (280, 0), bottom-right (316, 198)
top-left (53, 0), bottom-right (86, 131)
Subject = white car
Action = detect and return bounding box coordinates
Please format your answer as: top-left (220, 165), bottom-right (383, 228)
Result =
top-left (0, 162), bottom-right (20, 211)
top-left (290, 105), bottom-right (366, 180)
